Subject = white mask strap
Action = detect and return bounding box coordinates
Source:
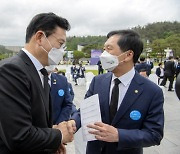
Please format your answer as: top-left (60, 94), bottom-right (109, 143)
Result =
top-left (43, 32), bottom-right (53, 48)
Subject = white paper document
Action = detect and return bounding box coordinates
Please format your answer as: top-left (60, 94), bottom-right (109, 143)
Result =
top-left (80, 94), bottom-right (102, 141)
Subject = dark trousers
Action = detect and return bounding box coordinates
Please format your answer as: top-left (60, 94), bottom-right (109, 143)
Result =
top-left (98, 69), bottom-right (104, 75)
top-left (160, 75), bottom-right (174, 90)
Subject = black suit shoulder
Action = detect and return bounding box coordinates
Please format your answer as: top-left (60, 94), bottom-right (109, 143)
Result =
top-left (0, 53), bottom-right (62, 153)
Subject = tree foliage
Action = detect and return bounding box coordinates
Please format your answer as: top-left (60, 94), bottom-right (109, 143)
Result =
top-left (73, 50), bottom-right (85, 61)
top-left (1, 21), bottom-right (180, 60)
top-left (133, 21), bottom-right (180, 42)
top-left (82, 44), bottom-right (103, 58)
top-left (0, 45), bottom-right (13, 60)
top-left (66, 35), bottom-right (106, 51)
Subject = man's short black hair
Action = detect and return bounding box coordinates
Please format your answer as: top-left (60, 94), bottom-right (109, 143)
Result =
top-left (26, 12), bottom-right (70, 43)
top-left (107, 30), bottom-right (143, 63)
top-left (140, 57), bottom-right (145, 62)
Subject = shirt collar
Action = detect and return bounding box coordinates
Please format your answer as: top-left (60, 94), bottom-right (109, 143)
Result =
top-left (22, 48), bottom-right (43, 71)
top-left (112, 67), bottom-right (135, 86)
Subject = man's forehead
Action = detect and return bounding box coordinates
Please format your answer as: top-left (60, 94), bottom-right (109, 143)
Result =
top-left (104, 35), bottom-right (120, 46)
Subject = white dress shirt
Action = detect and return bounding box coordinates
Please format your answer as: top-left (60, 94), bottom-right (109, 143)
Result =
top-left (22, 48), bottom-right (44, 86)
top-left (109, 67), bottom-right (135, 110)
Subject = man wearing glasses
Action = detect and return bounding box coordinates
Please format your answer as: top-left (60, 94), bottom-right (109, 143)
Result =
top-left (0, 12), bottom-right (75, 154)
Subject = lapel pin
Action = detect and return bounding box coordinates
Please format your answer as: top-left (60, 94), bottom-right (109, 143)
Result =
top-left (53, 79), bottom-right (56, 84)
top-left (135, 90), bottom-right (138, 93)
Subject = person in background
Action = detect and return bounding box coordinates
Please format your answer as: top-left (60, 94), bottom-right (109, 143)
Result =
top-left (70, 63), bottom-right (76, 80)
top-left (58, 71), bottom-right (75, 101)
top-left (69, 29), bottom-right (164, 154)
top-left (50, 69), bottom-right (73, 125)
top-left (0, 12), bottom-right (74, 154)
top-left (174, 57), bottom-right (180, 78)
top-left (77, 63), bottom-right (86, 78)
top-left (175, 73), bottom-right (180, 100)
top-left (97, 60), bottom-right (104, 75)
top-left (160, 56), bottom-right (175, 91)
top-left (139, 68), bottom-right (148, 78)
top-left (135, 57), bottom-right (151, 76)
top-left (146, 56), bottom-right (154, 75)
top-left (156, 63), bottom-right (164, 85)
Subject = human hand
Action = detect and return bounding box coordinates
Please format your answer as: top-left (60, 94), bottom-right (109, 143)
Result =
top-left (67, 120), bottom-right (76, 134)
top-left (55, 144), bottom-right (66, 154)
top-left (87, 122), bottom-right (119, 142)
top-left (56, 121), bottom-right (74, 143)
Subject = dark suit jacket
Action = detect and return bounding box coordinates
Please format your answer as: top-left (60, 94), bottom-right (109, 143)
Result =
top-left (0, 50), bottom-right (62, 154)
top-left (175, 62), bottom-right (180, 76)
top-left (50, 73), bottom-right (72, 124)
top-left (68, 82), bottom-right (74, 101)
top-left (175, 73), bottom-right (180, 100)
top-left (72, 72), bottom-right (164, 154)
top-left (77, 66), bottom-right (85, 78)
top-left (135, 62), bottom-right (151, 76)
top-left (156, 67), bottom-right (164, 77)
top-left (164, 60), bottom-right (175, 77)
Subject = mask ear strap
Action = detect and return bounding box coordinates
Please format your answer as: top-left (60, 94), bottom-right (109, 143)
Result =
top-left (43, 32), bottom-right (53, 48)
top-left (40, 46), bottom-right (48, 54)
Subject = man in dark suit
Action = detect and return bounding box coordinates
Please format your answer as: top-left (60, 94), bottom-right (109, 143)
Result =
top-left (174, 57), bottom-right (180, 78)
top-left (156, 63), bottom-right (164, 85)
top-left (146, 56), bottom-right (154, 75)
top-left (69, 30), bottom-right (164, 154)
top-left (97, 60), bottom-right (104, 75)
top-left (77, 63), bottom-right (86, 78)
top-left (135, 57), bottom-right (151, 76)
top-left (50, 72), bottom-right (73, 124)
top-left (160, 56), bottom-right (175, 91)
top-left (0, 13), bottom-right (74, 154)
top-left (175, 73), bottom-right (180, 100)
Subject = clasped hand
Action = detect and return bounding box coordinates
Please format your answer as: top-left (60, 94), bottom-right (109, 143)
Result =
top-left (53, 120), bottom-right (76, 144)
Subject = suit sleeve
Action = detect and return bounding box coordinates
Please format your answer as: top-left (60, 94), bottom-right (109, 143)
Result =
top-left (71, 76), bottom-right (96, 129)
top-left (55, 78), bottom-right (73, 123)
top-left (69, 83), bottom-right (75, 101)
top-left (0, 63), bottom-right (61, 152)
top-left (117, 88), bottom-right (164, 149)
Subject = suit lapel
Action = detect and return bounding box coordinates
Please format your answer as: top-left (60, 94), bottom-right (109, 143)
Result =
top-left (18, 50), bottom-right (50, 123)
top-left (100, 73), bottom-right (112, 124)
top-left (112, 73), bottom-right (143, 125)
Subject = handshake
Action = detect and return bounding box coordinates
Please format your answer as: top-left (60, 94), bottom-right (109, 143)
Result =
top-left (53, 120), bottom-right (76, 144)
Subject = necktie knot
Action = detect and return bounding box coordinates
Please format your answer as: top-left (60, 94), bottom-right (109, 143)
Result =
top-left (40, 68), bottom-right (48, 76)
top-left (114, 78), bottom-right (121, 86)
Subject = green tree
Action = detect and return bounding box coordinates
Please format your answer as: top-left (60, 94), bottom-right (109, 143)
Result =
top-left (0, 45), bottom-right (13, 60)
top-left (151, 39), bottom-right (167, 62)
top-left (165, 34), bottom-right (180, 57)
top-left (82, 44), bottom-right (103, 58)
top-left (73, 50), bottom-right (84, 62)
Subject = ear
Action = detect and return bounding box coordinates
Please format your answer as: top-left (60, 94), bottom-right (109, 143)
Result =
top-left (128, 50), bottom-right (134, 57)
top-left (124, 50), bottom-right (134, 62)
top-left (34, 31), bottom-right (44, 46)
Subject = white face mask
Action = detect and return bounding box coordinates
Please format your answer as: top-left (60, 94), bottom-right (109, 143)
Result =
top-left (41, 33), bottom-right (65, 65)
top-left (100, 50), bottom-right (127, 71)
